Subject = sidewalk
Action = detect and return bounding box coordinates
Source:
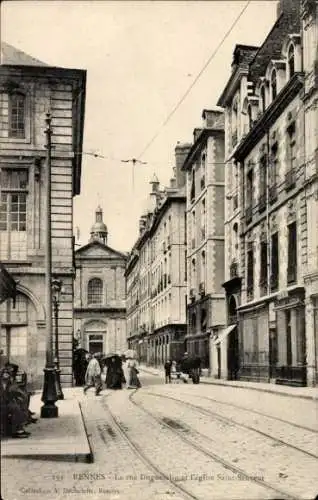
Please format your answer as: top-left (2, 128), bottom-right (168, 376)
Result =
top-left (1, 387), bottom-right (92, 462)
top-left (139, 365), bottom-right (318, 401)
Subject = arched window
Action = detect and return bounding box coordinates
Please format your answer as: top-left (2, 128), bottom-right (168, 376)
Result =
top-left (191, 258), bottom-right (196, 282)
top-left (271, 70), bottom-right (277, 100)
top-left (247, 104), bottom-right (253, 130)
top-left (233, 222), bottom-right (238, 251)
top-left (260, 85), bottom-right (266, 112)
top-left (288, 45), bottom-right (295, 78)
top-left (201, 250), bottom-right (206, 281)
top-left (87, 278), bottom-right (103, 305)
top-left (9, 92), bottom-right (26, 138)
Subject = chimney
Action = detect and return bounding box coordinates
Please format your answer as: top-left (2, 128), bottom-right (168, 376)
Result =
top-left (276, 0), bottom-right (300, 18)
top-left (175, 142), bottom-right (192, 187)
top-left (202, 109), bottom-right (224, 130)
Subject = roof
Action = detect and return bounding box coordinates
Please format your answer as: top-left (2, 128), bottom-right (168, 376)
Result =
top-left (1, 42), bottom-right (48, 66)
top-left (75, 239), bottom-right (127, 260)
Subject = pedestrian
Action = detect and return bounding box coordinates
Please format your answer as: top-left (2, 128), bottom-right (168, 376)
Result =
top-left (83, 354), bottom-right (102, 395)
top-left (105, 356), bottom-right (125, 390)
top-left (179, 352), bottom-right (190, 383)
top-left (127, 357), bottom-right (141, 389)
top-left (164, 359), bottom-right (172, 384)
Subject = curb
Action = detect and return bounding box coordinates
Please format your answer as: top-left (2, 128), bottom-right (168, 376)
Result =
top-left (139, 367), bottom-right (318, 401)
top-left (78, 401), bottom-right (94, 463)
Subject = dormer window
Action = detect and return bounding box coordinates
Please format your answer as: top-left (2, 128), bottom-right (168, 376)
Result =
top-left (288, 45), bottom-right (295, 78)
top-left (9, 92), bottom-right (26, 138)
top-left (271, 70), bottom-right (277, 101)
top-left (260, 86), bottom-right (266, 112)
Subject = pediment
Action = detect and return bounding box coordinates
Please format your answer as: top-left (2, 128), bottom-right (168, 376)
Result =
top-left (75, 241), bottom-right (126, 261)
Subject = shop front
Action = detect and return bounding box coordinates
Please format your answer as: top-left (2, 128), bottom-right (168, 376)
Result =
top-left (274, 287), bottom-right (306, 386)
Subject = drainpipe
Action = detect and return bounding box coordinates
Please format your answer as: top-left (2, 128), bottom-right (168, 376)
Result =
top-left (266, 130), bottom-right (271, 381)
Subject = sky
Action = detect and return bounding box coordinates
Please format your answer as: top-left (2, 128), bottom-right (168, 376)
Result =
top-left (2, 0), bottom-right (277, 252)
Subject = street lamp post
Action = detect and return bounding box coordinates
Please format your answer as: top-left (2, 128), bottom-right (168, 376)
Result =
top-left (41, 112), bottom-right (58, 418)
top-left (52, 278), bottom-right (64, 400)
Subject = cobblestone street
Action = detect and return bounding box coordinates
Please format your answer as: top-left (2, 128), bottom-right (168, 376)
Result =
top-left (2, 373), bottom-right (318, 500)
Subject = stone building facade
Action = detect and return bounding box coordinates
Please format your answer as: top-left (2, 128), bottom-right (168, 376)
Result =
top-left (181, 109), bottom-right (226, 370)
top-left (74, 207), bottom-right (127, 355)
top-left (0, 42), bottom-right (86, 388)
top-left (218, 0), bottom-right (318, 386)
top-left (126, 147), bottom-right (188, 366)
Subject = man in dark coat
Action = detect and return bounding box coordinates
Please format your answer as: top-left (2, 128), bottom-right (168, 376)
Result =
top-left (164, 360), bottom-right (172, 384)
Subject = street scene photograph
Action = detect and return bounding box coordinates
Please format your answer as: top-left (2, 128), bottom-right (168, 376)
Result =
top-left (0, 0), bottom-right (317, 499)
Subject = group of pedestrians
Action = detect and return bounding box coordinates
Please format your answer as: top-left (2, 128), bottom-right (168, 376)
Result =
top-left (164, 352), bottom-right (201, 384)
top-left (83, 352), bottom-right (141, 396)
top-left (0, 362), bottom-right (37, 439)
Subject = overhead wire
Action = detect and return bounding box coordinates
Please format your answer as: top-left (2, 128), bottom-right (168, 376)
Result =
top-left (135, 0), bottom-right (251, 161)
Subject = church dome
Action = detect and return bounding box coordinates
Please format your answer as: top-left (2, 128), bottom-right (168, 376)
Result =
top-left (89, 206), bottom-right (108, 244)
top-left (90, 220), bottom-right (107, 233)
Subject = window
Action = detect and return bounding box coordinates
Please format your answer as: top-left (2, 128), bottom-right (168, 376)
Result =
top-left (269, 142), bottom-right (278, 203)
top-left (190, 168), bottom-right (195, 202)
top-left (271, 70), bottom-right (277, 100)
top-left (246, 168), bottom-right (253, 223)
top-left (232, 100), bottom-right (238, 146)
top-left (285, 310), bottom-right (292, 366)
top-left (286, 123), bottom-right (296, 189)
top-left (260, 241), bottom-right (268, 294)
top-left (201, 199), bottom-right (206, 240)
top-left (259, 155), bottom-right (267, 213)
top-left (287, 221), bottom-right (297, 284)
top-left (288, 45), bottom-right (295, 78)
top-left (287, 123), bottom-right (296, 170)
top-left (9, 92), bottom-right (26, 138)
top-left (247, 105), bottom-right (253, 130)
top-left (201, 251), bottom-right (206, 284)
top-left (271, 232), bottom-right (279, 291)
top-left (247, 248), bottom-right (254, 299)
top-left (0, 294), bottom-right (28, 359)
top-left (87, 278), bottom-right (103, 305)
top-left (0, 168), bottom-right (28, 260)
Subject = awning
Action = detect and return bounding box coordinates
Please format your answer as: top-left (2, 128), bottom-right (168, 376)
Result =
top-left (0, 264), bottom-right (17, 305)
top-left (213, 324), bottom-right (236, 345)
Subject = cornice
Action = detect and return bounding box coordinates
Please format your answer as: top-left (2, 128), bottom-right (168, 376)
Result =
top-left (181, 129), bottom-right (224, 171)
top-left (234, 73), bottom-right (304, 161)
top-left (217, 67), bottom-right (248, 108)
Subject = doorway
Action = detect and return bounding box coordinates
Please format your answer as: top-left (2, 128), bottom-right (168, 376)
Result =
top-left (227, 326), bottom-right (239, 380)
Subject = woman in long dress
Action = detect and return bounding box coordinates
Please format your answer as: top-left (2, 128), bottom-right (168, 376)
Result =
top-left (127, 358), bottom-right (141, 389)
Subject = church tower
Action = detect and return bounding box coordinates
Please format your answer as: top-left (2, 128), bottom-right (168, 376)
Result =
top-left (89, 206), bottom-right (108, 245)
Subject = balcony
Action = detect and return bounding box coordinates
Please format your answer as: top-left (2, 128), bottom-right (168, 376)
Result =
top-left (285, 168), bottom-right (296, 191)
top-left (258, 193), bottom-right (266, 213)
top-left (269, 184), bottom-right (277, 204)
top-left (230, 261), bottom-right (238, 278)
top-left (199, 282), bottom-right (205, 296)
top-left (245, 205), bottom-right (253, 224)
